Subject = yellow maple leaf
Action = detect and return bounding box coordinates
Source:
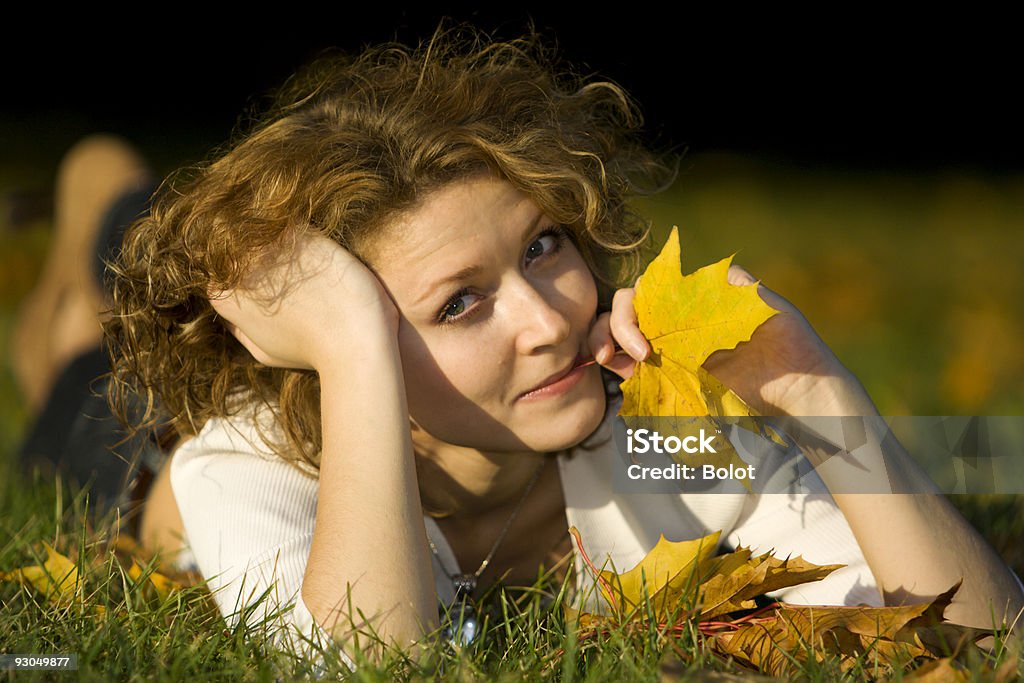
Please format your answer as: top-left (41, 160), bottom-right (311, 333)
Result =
top-left (128, 561), bottom-right (184, 602)
top-left (620, 226), bottom-right (782, 485)
top-left (599, 531), bottom-right (722, 616)
top-left (570, 528), bottom-right (842, 624)
top-left (0, 541), bottom-right (80, 608)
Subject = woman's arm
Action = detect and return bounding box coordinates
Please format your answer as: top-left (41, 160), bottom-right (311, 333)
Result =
top-left (593, 264), bottom-right (1024, 630)
top-left (139, 449), bottom-right (188, 562)
top-left (776, 379), bottom-right (1024, 629)
top-left (208, 234), bottom-right (438, 657)
top-left (305, 328), bottom-right (438, 655)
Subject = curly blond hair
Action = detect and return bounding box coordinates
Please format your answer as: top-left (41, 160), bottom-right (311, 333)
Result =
top-left (104, 27), bottom-right (675, 474)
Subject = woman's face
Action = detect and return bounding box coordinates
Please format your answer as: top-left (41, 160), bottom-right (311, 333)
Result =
top-left (369, 175), bottom-right (606, 453)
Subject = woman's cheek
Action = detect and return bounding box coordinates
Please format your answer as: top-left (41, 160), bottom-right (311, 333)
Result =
top-left (396, 324), bottom-right (446, 406)
top-left (403, 330), bottom-right (491, 406)
top-left (568, 264), bottom-right (599, 327)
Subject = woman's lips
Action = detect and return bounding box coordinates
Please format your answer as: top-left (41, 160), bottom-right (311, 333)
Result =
top-left (517, 354), bottom-right (594, 401)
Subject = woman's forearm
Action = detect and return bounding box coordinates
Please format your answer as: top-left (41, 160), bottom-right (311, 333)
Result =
top-left (830, 489), bottom-right (1024, 629)
top-left (779, 384), bottom-right (1024, 629)
top-left (301, 324), bottom-right (438, 655)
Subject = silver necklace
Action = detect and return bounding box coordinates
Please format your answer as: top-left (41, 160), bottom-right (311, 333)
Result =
top-left (427, 458), bottom-right (547, 646)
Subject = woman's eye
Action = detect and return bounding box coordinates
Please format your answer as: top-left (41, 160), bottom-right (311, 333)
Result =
top-left (444, 297), bottom-right (468, 318)
top-left (525, 226), bottom-right (567, 264)
top-left (437, 226), bottom-right (567, 325)
top-left (438, 290), bottom-right (480, 324)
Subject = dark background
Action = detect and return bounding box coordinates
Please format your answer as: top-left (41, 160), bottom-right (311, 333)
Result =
top-left (2, 8), bottom-right (1019, 171)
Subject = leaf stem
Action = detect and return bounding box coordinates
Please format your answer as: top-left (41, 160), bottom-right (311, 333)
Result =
top-left (568, 526), bottom-right (620, 614)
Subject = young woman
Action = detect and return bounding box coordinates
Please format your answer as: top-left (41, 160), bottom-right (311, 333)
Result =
top-left (105, 30), bottom-right (1024, 665)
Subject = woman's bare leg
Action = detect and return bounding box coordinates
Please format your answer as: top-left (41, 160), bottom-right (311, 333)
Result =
top-left (10, 134), bottom-right (152, 415)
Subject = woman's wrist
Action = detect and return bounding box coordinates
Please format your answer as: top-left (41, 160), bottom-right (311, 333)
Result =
top-left (782, 364), bottom-right (881, 418)
top-left (308, 306), bottom-right (400, 376)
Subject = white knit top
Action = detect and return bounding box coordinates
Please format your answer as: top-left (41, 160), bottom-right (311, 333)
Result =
top-left (169, 400), bottom-right (881, 669)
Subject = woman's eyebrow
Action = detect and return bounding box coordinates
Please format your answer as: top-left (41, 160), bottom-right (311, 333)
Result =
top-left (412, 210), bottom-right (546, 306)
top-left (415, 265), bottom-right (483, 306)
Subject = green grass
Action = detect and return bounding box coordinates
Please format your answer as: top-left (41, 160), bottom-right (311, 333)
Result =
top-left (2, 147), bottom-right (1023, 679)
top-left (0, 468), bottom-right (1019, 680)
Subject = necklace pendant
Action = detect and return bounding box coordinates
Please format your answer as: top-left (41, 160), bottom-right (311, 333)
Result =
top-left (440, 599), bottom-right (480, 647)
top-left (451, 573), bottom-right (477, 598)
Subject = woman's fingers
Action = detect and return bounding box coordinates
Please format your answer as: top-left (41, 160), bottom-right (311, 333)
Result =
top-left (588, 312), bottom-right (638, 379)
top-left (589, 266), bottom-right (808, 385)
top-left (610, 288), bottom-right (650, 361)
top-left (207, 291), bottom-right (300, 368)
top-left (602, 352), bottom-right (641, 379)
top-left (588, 288), bottom-right (652, 380)
top-left (727, 263), bottom-right (801, 320)
top-left (587, 312), bottom-right (616, 366)
top-left (727, 263), bottom-right (757, 287)
top-left (199, 234), bottom-right (400, 371)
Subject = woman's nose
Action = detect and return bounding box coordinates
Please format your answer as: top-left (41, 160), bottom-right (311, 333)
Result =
top-left (511, 280), bottom-right (572, 354)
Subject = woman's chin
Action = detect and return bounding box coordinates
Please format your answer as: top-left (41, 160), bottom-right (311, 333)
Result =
top-left (530, 387), bottom-right (608, 453)
top-left (415, 371), bottom-right (609, 454)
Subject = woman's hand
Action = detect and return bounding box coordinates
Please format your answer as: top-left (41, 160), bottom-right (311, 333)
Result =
top-left (589, 264), bottom-right (877, 418)
top-left (207, 232), bottom-right (398, 372)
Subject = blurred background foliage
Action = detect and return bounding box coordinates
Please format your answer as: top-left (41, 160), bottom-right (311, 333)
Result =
top-left (637, 153), bottom-right (1024, 418)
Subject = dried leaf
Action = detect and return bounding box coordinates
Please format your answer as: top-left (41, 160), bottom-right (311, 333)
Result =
top-left (898, 657), bottom-right (971, 682)
top-left (698, 551), bottom-right (843, 620)
top-left (570, 528), bottom-right (993, 680)
top-left (110, 534), bottom-right (203, 593)
top-left (1, 536), bottom-right (201, 621)
top-left (707, 583), bottom-right (989, 678)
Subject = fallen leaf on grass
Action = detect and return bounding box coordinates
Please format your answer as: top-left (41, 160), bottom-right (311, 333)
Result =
top-left (567, 529), bottom-right (995, 680)
top-left (0, 541), bottom-right (80, 608)
top-left (898, 657), bottom-right (971, 682)
top-left (128, 561), bottom-right (186, 602)
top-left (2, 537), bottom-right (197, 616)
top-left (697, 549), bottom-right (841, 621)
top-left (595, 530), bottom-right (721, 616)
top-left (712, 585), bottom-right (962, 676)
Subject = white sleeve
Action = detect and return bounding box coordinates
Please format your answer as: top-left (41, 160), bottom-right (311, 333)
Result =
top-left (170, 414), bottom-right (354, 673)
top-left (725, 473), bottom-right (883, 607)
